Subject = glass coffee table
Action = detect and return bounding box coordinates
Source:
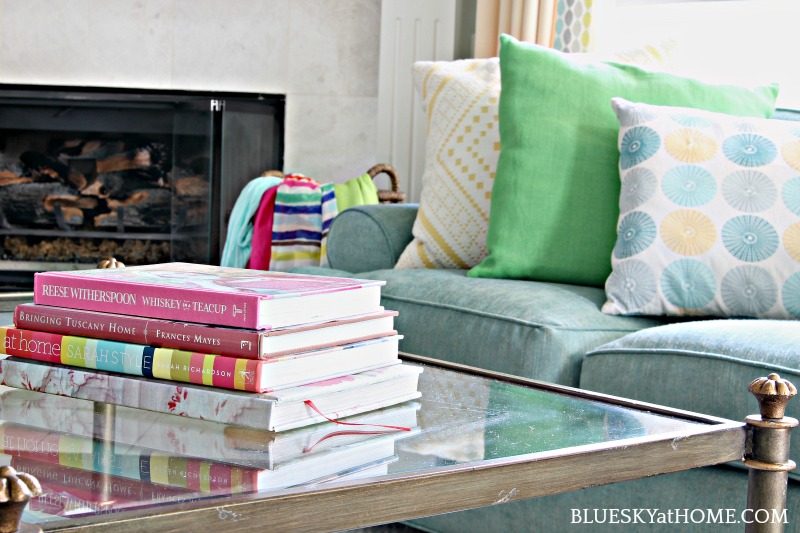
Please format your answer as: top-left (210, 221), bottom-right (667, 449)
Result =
top-left (2, 353), bottom-right (793, 533)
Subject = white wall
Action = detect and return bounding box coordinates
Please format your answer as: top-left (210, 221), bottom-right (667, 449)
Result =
top-left (0, 0), bottom-right (382, 183)
top-left (376, 0), bottom-right (457, 203)
top-left (592, 0), bottom-right (799, 109)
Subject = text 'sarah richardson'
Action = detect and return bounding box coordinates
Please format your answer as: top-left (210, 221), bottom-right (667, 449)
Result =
top-left (0, 325), bottom-right (402, 394)
top-left (0, 328), bottom-right (233, 379)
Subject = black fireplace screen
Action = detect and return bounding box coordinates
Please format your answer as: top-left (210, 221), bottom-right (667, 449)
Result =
top-left (0, 85), bottom-right (284, 289)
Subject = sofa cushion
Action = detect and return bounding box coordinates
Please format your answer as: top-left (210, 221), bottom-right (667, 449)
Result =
top-left (325, 204), bottom-right (417, 272)
top-left (395, 43), bottom-right (678, 272)
top-left (468, 35), bottom-right (779, 287)
top-left (342, 269), bottom-right (665, 386)
top-left (603, 98), bottom-right (800, 319)
top-left (395, 42), bottom-right (675, 268)
top-left (395, 57), bottom-right (500, 270)
top-left (581, 319), bottom-right (800, 478)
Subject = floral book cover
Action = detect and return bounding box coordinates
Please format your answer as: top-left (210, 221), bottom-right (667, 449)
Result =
top-left (0, 358), bottom-right (421, 431)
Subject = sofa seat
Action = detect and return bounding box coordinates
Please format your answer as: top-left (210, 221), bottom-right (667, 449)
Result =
top-left (581, 319), bottom-right (800, 477)
top-left (297, 266), bottom-right (667, 387)
top-left (292, 201), bottom-right (800, 532)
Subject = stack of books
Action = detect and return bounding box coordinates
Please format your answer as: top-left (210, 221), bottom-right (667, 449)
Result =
top-left (0, 262), bottom-right (422, 431)
top-left (0, 262), bottom-right (424, 519)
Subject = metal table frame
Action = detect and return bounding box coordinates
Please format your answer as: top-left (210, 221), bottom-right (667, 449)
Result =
top-left (10, 353), bottom-right (796, 533)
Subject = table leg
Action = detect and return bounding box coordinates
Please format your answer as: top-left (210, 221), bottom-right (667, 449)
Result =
top-left (745, 374), bottom-right (798, 533)
top-left (93, 402), bottom-right (117, 505)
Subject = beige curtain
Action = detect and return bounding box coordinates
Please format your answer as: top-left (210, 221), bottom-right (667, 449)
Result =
top-left (474, 0), bottom-right (557, 58)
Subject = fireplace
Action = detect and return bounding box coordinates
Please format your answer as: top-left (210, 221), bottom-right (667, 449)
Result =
top-left (0, 85), bottom-right (284, 289)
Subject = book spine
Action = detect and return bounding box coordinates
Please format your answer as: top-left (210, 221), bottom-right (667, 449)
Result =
top-left (14, 305), bottom-right (262, 359)
top-left (0, 358), bottom-right (279, 430)
top-left (0, 326), bottom-right (264, 392)
top-left (33, 273), bottom-right (263, 328)
top-left (0, 426), bottom-right (257, 493)
top-left (8, 455), bottom-right (200, 504)
top-left (143, 453), bottom-right (256, 493)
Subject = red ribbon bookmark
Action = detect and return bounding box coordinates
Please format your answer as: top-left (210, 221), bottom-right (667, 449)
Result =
top-left (303, 399), bottom-right (412, 432)
top-left (302, 400), bottom-right (412, 453)
top-left (303, 429), bottom-right (401, 453)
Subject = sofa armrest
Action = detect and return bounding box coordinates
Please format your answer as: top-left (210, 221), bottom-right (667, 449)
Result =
top-left (580, 319), bottom-right (800, 479)
top-left (326, 204), bottom-right (418, 272)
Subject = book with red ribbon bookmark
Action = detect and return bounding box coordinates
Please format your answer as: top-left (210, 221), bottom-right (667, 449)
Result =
top-left (0, 358), bottom-right (422, 431)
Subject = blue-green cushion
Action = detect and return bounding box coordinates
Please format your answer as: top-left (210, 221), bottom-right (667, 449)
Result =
top-left (581, 319), bottom-right (800, 478)
top-left (293, 267), bottom-right (663, 386)
top-left (347, 269), bottom-right (664, 386)
top-left (773, 108), bottom-right (800, 121)
top-left (326, 204), bottom-right (418, 272)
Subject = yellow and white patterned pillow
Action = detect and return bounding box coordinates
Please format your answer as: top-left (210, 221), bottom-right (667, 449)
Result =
top-left (396, 58), bottom-right (500, 269)
top-left (396, 43), bottom-right (677, 270)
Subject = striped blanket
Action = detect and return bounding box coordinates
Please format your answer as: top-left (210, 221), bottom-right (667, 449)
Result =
top-left (269, 176), bottom-right (338, 271)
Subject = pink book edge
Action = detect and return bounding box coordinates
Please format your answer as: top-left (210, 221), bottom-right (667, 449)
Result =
top-left (14, 305), bottom-right (397, 359)
top-left (32, 263), bottom-right (386, 329)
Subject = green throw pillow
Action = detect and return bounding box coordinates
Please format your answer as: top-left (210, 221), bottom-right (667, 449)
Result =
top-left (468, 35), bottom-right (779, 287)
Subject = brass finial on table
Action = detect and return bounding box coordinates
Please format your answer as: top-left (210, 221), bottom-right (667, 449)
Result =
top-left (0, 466), bottom-right (42, 533)
top-left (749, 373), bottom-right (798, 420)
top-left (97, 257), bottom-right (125, 269)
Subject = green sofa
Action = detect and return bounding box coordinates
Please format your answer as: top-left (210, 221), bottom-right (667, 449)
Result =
top-left (296, 106), bottom-right (800, 529)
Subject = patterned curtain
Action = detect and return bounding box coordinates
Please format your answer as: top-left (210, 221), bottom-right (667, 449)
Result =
top-left (474, 0), bottom-right (558, 58)
top-left (552, 0), bottom-right (594, 53)
top-left (474, 0), bottom-right (594, 56)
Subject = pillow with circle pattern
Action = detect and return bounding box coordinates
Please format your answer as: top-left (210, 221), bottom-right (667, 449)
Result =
top-left (602, 98), bottom-right (800, 319)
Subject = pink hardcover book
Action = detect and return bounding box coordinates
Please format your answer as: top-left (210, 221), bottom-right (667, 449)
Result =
top-left (33, 262), bottom-right (385, 329)
top-left (14, 304), bottom-right (398, 359)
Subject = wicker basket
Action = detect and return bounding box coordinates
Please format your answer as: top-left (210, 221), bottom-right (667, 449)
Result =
top-left (260, 169), bottom-right (287, 179)
top-left (259, 164), bottom-right (405, 204)
top-left (367, 163), bottom-right (406, 204)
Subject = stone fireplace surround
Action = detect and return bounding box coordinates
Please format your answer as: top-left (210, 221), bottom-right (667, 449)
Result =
top-left (0, 0), bottom-right (381, 187)
top-left (0, 0), bottom-right (383, 287)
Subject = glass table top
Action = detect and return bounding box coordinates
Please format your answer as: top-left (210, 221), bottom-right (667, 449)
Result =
top-left (0, 355), bottom-right (739, 530)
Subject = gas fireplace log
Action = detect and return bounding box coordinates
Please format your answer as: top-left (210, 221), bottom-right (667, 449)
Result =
top-left (20, 151), bottom-right (69, 182)
top-left (0, 163), bottom-right (27, 180)
top-left (81, 171), bottom-right (170, 200)
top-left (0, 175), bottom-right (32, 187)
top-left (43, 194), bottom-right (99, 227)
top-left (95, 142), bottom-right (171, 176)
top-left (0, 182), bottom-right (83, 227)
top-left (54, 140), bottom-right (167, 174)
top-left (43, 194), bottom-right (98, 211)
top-left (96, 151), bottom-right (146, 173)
top-left (94, 188), bottom-right (172, 229)
top-left (173, 198), bottom-right (210, 227)
top-left (53, 139), bottom-right (125, 163)
top-left (0, 162), bottom-right (33, 190)
top-left (174, 175), bottom-right (209, 197)
top-left (52, 203), bottom-right (84, 228)
top-left (19, 151), bottom-right (87, 190)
